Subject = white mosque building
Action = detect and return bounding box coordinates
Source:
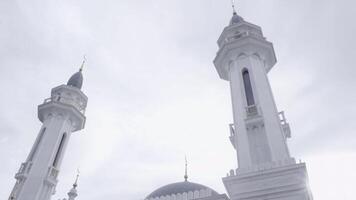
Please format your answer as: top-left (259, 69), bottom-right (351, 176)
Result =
top-left (8, 4), bottom-right (313, 200)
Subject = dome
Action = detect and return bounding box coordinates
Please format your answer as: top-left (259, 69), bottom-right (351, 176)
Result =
top-left (67, 70), bottom-right (83, 89)
top-left (230, 12), bottom-right (244, 25)
top-left (146, 181), bottom-right (218, 199)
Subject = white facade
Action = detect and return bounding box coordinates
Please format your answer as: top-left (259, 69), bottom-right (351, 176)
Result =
top-left (9, 73), bottom-right (87, 200)
top-left (214, 13), bottom-right (313, 200)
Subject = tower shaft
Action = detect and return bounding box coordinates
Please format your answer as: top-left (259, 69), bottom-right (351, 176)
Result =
top-left (228, 55), bottom-right (292, 169)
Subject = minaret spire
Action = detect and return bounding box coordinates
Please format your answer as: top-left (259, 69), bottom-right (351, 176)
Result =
top-left (67, 57), bottom-right (86, 89)
top-left (184, 156), bottom-right (188, 182)
top-left (73, 169), bottom-right (80, 188)
top-left (229, 0), bottom-right (244, 25)
top-left (67, 171), bottom-right (80, 200)
top-left (231, 0), bottom-right (237, 15)
top-left (79, 55), bottom-right (86, 72)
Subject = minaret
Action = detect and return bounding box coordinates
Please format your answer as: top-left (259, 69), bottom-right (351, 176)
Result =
top-left (214, 3), bottom-right (313, 200)
top-left (9, 61), bottom-right (88, 200)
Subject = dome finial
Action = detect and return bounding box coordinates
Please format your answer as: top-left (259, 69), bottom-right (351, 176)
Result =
top-left (184, 156), bottom-right (188, 182)
top-left (231, 0), bottom-right (237, 15)
top-left (229, 0), bottom-right (244, 25)
top-left (79, 55), bottom-right (86, 72)
top-left (73, 169), bottom-right (80, 188)
top-left (67, 57), bottom-right (86, 89)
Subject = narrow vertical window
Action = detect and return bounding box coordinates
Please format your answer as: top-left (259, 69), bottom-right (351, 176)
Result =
top-left (53, 133), bottom-right (66, 167)
top-left (242, 69), bottom-right (255, 106)
top-left (28, 128), bottom-right (46, 161)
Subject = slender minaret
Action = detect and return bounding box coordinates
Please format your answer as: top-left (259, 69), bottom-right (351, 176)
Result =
top-left (9, 61), bottom-right (88, 200)
top-left (214, 2), bottom-right (313, 200)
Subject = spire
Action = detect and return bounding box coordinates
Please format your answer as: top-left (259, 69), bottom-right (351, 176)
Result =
top-left (79, 55), bottom-right (86, 72)
top-left (67, 56), bottom-right (86, 89)
top-left (73, 169), bottom-right (80, 188)
top-left (184, 156), bottom-right (188, 182)
top-left (67, 170), bottom-right (79, 200)
top-left (231, 0), bottom-right (237, 15)
top-left (229, 0), bottom-right (244, 25)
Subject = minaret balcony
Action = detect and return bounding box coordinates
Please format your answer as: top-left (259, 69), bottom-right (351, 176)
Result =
top-left (229, 123), bottom-right (237, 150)
top-left (217, 21), bottom-right (265, 48)
top-left (43, 95), bottom-right (86, 115)
top-left (223, 31), bottom-right (265, 47)
top-left (15, 162), bottom-right (33, 179)
top-left (225, 31), bottom-right (248, 44)
top-left (278, 111), bottom-right (291, 138)
top-left (39, 85), bottom-right (87, 131)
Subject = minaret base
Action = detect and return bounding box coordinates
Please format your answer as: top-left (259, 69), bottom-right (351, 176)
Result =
top-left (223, 163), bottom-right (313, 200)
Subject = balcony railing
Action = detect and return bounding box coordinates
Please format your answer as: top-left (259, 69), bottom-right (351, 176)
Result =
top-left (224, 31), bottom-right (265, 45)
top-left (229, 123), bottom-right (237, 149)
top-left (43, 95), bottom-right (85, 114)
top-left (15, 162), bottom-right (33, 179)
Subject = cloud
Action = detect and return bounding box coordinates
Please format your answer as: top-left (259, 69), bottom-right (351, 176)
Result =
top-left (0, 0), bottom-right (355, 200)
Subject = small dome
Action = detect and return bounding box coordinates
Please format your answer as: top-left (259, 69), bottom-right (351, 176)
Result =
top-left (146, 181), bottom-right (218, 199)
top-left (67, 70), bottom-right (83, 89)
top-left (230, 12), bottom-right (244, 25)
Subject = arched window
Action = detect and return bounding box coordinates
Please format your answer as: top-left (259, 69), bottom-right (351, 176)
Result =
top-left (53, 133), bottom-right (66, 167)
top-left (242, 69), bottom-right (255, 106)
top-left (28, 128), bottom-right (46, 161)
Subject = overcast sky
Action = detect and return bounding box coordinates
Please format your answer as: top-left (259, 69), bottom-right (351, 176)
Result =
top-left (1, 0), bottom-right (356, 199)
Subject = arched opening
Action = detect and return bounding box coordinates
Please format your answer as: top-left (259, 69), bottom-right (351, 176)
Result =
top-left (242, 69), bottom-right (255, 106)
top-left (28, 128), bottom-right (46, 161)
top-left (53, 133), bottom-right (66, 167)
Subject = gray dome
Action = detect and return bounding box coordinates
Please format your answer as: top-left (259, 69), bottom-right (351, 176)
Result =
top-left (146, 181), bottom-right (218, 199)
top-left (230, 12), bottom-right (244, 25)
top-left (67, 70), bottom-right (83, 89)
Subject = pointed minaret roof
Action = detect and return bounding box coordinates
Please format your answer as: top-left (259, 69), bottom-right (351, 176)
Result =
top-left (73, 171), bottom-right (79, 188)
top-left (230, 0), bottom-right (244, 25)
top-left (231, 0), bottom-right (237, 15)
top-left (67, 56), bottom-right (86, 90)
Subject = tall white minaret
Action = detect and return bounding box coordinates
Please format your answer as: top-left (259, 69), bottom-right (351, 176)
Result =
top-left (9, 62), bottom-right (88, 200)
top-left (214, 4), bottom-right (313, 200)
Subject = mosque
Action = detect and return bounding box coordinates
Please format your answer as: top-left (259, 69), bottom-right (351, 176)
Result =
top-left (8, 3), bottom-right (313, 200)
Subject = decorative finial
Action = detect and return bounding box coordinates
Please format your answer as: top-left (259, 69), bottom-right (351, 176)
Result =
top-left (231, 0), bottom-right (237, 15)
top-left (73, 169), bottom-right (80, 188)
top-left (79, 55), bottom-right (86, 72)
top-left (184, 156), bottom-right (188, 182)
